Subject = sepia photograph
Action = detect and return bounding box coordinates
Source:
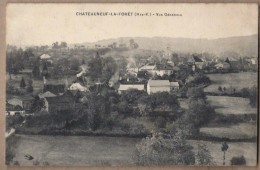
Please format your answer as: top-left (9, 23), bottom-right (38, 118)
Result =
top-left (5, 3), bottom-right (258, 166)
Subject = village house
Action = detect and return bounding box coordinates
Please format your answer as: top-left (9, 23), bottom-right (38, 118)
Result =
top-left (193, 55), bottom-right (204, 69)
top-left (40, 53), bottom-right (52, 60)
top-left (170, 82), bottom-right (180, 91)
top-left (7, 98), bottom-right (23, 108)
top-left (43, 77), bottom-right (67, 95)
top-left (153, 64), bottom-right (174, 76)
top-left (6, 103), bottom-right (25, 116)
top-left (69, 82), bottom-right (88, 92)
top-left (7, 96), bottom-right (34, 113)
top-left (76, 65), bottom-right (88, 78)
top-left (139, 64), bottom-right (156, 74)
top-left (147, 79), bottom-right (179, 95)
top-left (38, 91), bottom-right (57, 99)
top-left (43, 84), bottom-right (65, 95)
top-left (118, 84), bottom-right (145, 94)
top-left (44, 90), bottom-right (77, 113)
top-left (167, 60), bottom-right (175, 67)
top-left (225, 57), bottom-right (243, 71)
top-left (127, 65), bottom-right (139, 75)
top-left (214, 62), bottom-right (230, 70)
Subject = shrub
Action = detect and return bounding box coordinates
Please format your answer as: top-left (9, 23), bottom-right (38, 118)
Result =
top-left (136, 131), bottom-right (195, 165)
top-left (230, 156), bottom-right (246, 165)
top-left (196, 144), bottom-right (214, 165)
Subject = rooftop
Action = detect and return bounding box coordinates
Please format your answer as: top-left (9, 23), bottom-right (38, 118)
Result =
top-left (148, 80), bottom-right (170, 87)
top-left (38, 91), bottom-right (56, 98)
top-left (170, 82), bottom-right (179, 87)
top-left (118, 84), bottom-right (145, 91)
top-left (40, 54), bottom-right (52, 59)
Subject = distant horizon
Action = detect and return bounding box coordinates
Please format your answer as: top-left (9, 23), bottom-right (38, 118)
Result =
top-left (7, 33), bottom-right (258, 48)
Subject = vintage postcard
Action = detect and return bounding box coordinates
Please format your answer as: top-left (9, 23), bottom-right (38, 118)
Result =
top-left (5, 3), bottom-right (258, 166)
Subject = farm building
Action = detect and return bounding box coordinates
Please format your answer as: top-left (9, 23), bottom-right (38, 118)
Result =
top-left (147, 80), bottom-right (179, 95)
top-left (118, 84), bottom-right (145, 94)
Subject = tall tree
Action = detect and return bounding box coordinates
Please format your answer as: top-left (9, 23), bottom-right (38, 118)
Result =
top-left (42, 62), bottom-right (48, 77)
top-left (32, 65), bottom-right (41, 79)
top-left (221, 142), bottom-right (229, 165)
top-left (26, 79), bottom-right (33, 92)
top-left (60, 42), bottom-right (68, 48)
top-left (87, 52), bottom-right (102, 80)
top-left (196, 144), bottom-right (214, 165)
top-left (20, 77), bottom-right (26, 88)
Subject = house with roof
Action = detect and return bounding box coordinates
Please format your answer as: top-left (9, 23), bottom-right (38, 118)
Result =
top-left (139, 64), bottom-right (156, 74)
top-left (214, 62), bottom-right (230, 70)
top-left (225, 58), bottom-right (241, 70)
top-left (40, 54), bottom-right (52, 60)
top-left (193, 55), bottom-right (204, 69)
top-left (153, 64), bottom-right (174, 76)
top-left (147, 80), bottom-right (179, 95)
top-left (38, 91), bottom-right (57, 99)
top-left (43, 84), bottom-right (65, 95)
top-left (76, 65), bottom-right (88, 78)
top-left (127, 65), bottom-right (139, 75)
top-left (7, 98), bottom-right (23, 108)
top-left (44, 90), bottom-right (76, 113)
top-left (170, 82), bottom-right (180, 91)
top-left (69, 83), bottom-right (88, 92)
top-left (6, 103), bottom-right (25, 116)
top-left (118, 84), bottom-right (145, 94)
top-left (7, 96), bottom-right (34, 112)
top-left (43, 78), bottom-right (67, 95)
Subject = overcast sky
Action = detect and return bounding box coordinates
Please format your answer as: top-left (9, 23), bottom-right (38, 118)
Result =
top-left (7, 3), bottom-right (258, 47)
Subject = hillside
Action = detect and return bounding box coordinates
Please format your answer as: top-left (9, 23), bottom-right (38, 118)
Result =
top-left (75, 34), bottom-right (258, 58)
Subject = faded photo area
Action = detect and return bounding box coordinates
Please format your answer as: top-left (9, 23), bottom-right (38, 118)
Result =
top-left (5, 3), bottom-right (258, 166)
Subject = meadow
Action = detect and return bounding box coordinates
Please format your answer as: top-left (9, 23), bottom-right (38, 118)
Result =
top-left (9, 135), bottom-right (141, 166)
top-left (204, 72), bottom-right (257, 93)
top-left (207, 96), bottom-right (257, 115)
top-left (8, 134), bottom-right (257, 166)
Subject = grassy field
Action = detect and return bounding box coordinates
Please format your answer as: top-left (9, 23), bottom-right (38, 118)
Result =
top-left (9, 135), bottom-right (141, 166)
top-left (188, 140), bottom-right (257, 166)
top-left (205, 72), bottom-right (257, 93)
top-left (200, 122), bottom-right (257, 139)
top-left (203, 96), bottom-right (257, 139)
top-left (207, 96), bottom-right (257, 115)
top-left (8, 135), bottom-right (257, 166)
